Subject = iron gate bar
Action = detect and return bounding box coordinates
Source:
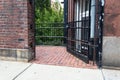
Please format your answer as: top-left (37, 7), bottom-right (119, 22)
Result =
top-left (67, 38), bottom-right (98, 47)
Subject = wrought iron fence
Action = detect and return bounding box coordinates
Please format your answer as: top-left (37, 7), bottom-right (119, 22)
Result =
top-left (35, 23), bottom-right (65, 46)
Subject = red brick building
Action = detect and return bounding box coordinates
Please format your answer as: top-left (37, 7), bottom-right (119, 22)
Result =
top-left (0, 0), bottom-right (35, 61)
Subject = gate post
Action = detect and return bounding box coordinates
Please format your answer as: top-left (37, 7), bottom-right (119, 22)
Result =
top-left (102, 0), bottom-right (120, 68)
top-left (0, 0), bottom-right (35, 62)
top-left (64, 0), bottom-right (68, 44)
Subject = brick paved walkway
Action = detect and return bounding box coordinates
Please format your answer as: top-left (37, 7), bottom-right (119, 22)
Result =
top-left (31, 46), bottom-right (97, 69)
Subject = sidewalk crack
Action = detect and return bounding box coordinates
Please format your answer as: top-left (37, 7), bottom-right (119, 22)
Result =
top-left (100, 69), bottom-right (106, 80)
top-left (12, 63), bottom-right (33, 80)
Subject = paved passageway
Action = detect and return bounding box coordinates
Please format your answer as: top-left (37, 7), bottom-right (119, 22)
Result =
top-left (31, 46), bottom-right (97, 69)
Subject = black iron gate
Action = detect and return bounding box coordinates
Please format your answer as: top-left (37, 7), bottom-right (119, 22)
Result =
top-left (65, 0), bottom-right (104, 65)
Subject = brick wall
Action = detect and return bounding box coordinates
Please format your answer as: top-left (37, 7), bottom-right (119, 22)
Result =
top-left (0, 0), bottom-right (28, 48)
top-left (103, 0), bottom-right (120, 36)
top-left (0, 0), bottom-right (35, 61)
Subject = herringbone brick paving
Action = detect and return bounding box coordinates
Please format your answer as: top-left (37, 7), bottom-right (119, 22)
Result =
top-left (31, 46), bottom-right (97, 69)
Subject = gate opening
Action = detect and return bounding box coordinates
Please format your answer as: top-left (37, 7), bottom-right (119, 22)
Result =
top-left (33, 0), bottom-right (104, 68)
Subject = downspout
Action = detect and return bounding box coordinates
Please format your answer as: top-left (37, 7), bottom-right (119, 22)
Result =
top-left (89, 0), bottom-right (96, 61)
top-left (90, 0), bottom-right (96, 39)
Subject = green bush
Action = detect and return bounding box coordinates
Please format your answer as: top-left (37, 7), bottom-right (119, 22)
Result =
top-left (35, 0), bottom-right (64, 45)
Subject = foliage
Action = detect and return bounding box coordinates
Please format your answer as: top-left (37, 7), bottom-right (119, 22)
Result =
top-left (35, 0), bottom-right (64, 45)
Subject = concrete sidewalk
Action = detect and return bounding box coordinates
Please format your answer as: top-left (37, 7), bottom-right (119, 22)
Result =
top-left (0, 61), bottom-right (120, 80)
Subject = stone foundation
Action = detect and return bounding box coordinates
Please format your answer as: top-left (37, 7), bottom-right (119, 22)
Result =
top-left (102, 37), bottom-right (120, 68)
top-left (0, 48), bottom-right (34, 62)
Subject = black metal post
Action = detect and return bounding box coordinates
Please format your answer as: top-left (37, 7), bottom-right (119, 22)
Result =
top-left (64, 0), bottom-right (68, 44)
top-left (33, 0), bottom-right (36, 59)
